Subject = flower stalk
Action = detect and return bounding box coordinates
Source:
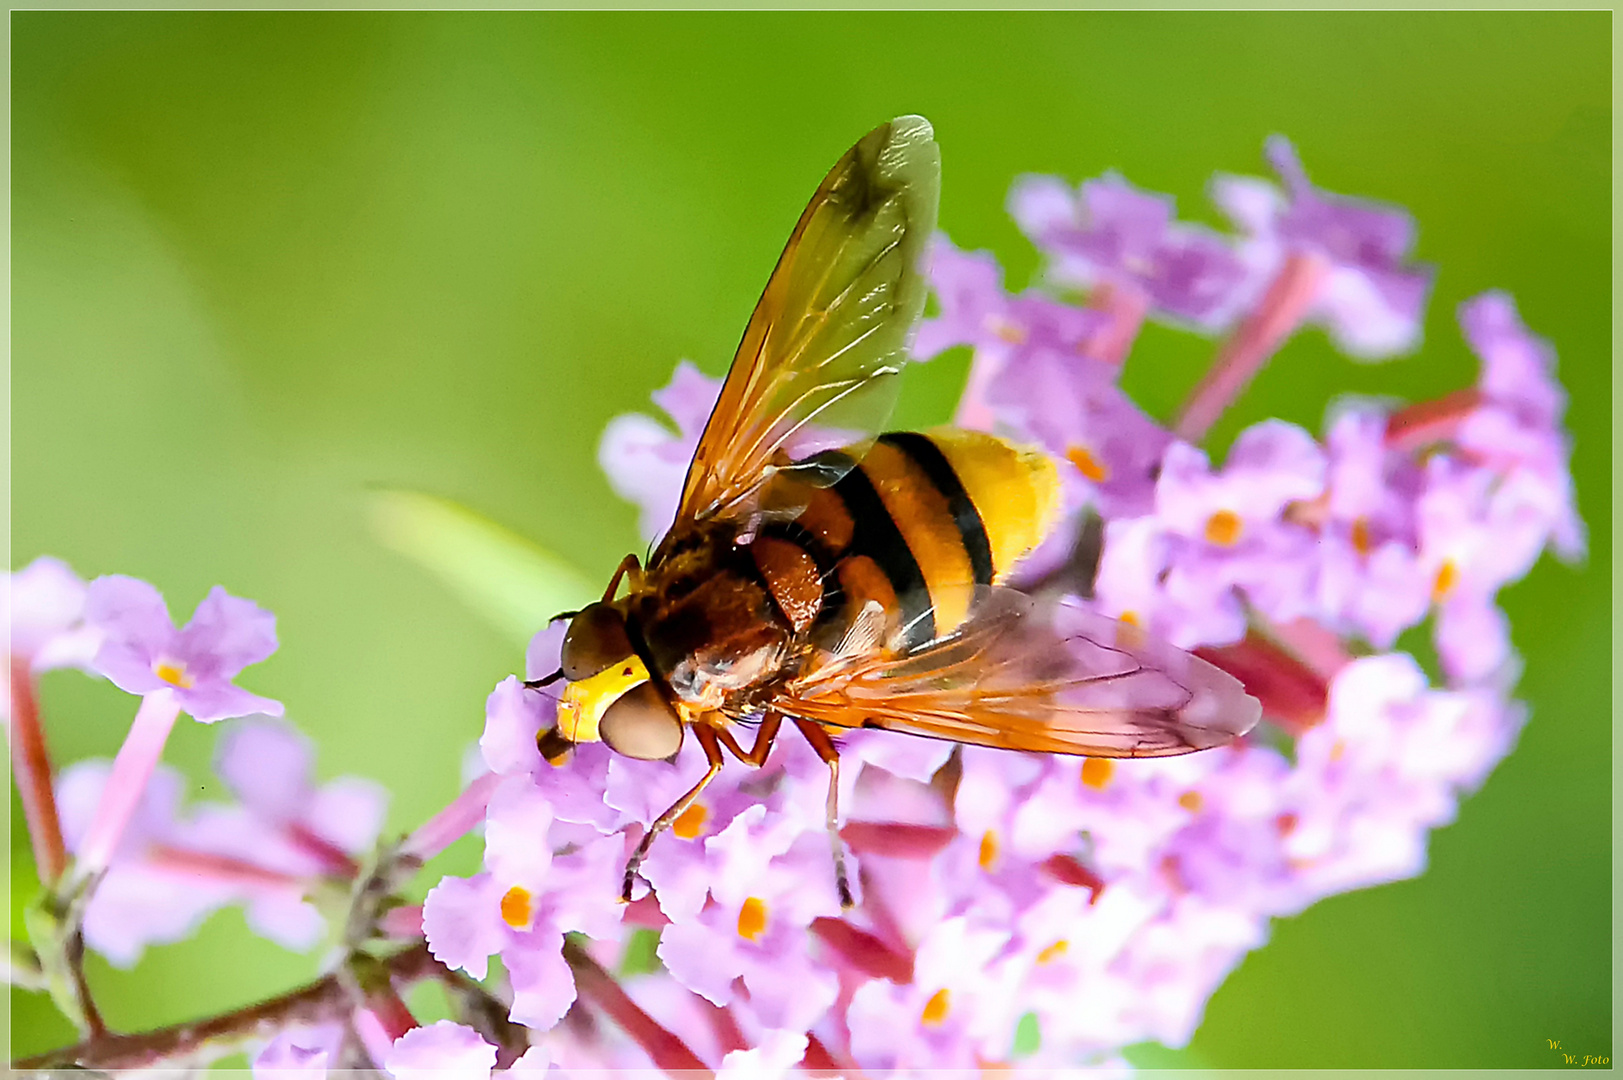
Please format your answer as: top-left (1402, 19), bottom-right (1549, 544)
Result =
top-left (72, 688), bottom-right (182, 882)
top-left (13, 944), bottom-right (442, 1071)
top-left (1174, 251), bottom-right (1330, 442)
top-left (9, 657), bottom-right (67, 885)
top-left (562, 938), bottom-right (712, 1077)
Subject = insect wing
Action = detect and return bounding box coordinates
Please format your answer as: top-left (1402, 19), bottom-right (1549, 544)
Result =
top-left (666, 116), bottom-right (941, 539)
top-left (782, 589), bottom-right (1262, 758)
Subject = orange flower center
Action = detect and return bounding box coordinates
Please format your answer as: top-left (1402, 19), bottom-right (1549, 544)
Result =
top-left (1081, 757), bottom-right (1114, 790)
top-left (985, 316), bottom-right (1026, 345)
top-left (672, 802), bottom-right (708, 840)
top-left (152, 660), bottom-right (194, 689)
top-left (1203, 509), bottom-right (1244, 547)
top-left (1178, 790), bottom-right (1204, 813)
top-left (1036, 939), bottom-right (1070, 965)
top-left (978, 830), bottom-right (1000, 872)
top-left (1350, 516), bottom-right (1373, 556)
top-left (1066, 445), bottom-right (1109, 484)
top-left (500, 886), bottom-right (534, 929)
top-left (736, 897), bottom-right (768, 942)
top-left (1432, 559), bottom-right (1459, 601)
top-left (921, 988), bottom-right (952, 1027)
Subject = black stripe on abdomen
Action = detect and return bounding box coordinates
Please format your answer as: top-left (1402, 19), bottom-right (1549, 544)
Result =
top-left (878, 431), bottom-right (996, 587)
top-left (830, 457), bottom-right (936, 649)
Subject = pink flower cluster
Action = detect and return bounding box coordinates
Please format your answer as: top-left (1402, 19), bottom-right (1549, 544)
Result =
top-left (12, 134), bottom-right (1579, 1079)
top-left (7, 560), bottom-right (386, 966)
top-left (392, 138), bottom-right (1577, 1074)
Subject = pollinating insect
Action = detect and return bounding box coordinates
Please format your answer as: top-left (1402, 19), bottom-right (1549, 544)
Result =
top-left (529, 116), bottom-right (1261, 907)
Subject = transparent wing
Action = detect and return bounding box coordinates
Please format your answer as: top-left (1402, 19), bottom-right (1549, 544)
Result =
top-left (664, 116), bottom-right (941, 543)
top-left (781, 589), bottom-right (1261, 758)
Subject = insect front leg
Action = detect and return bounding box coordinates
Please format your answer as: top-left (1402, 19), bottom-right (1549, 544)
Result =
top-left (713, 710), bottom-right (784, 767)
top-left (791, 717), bottom-right (854, 910)
top-left (603, 553), bottom-right (643, 602)
top-left (621, 723), bottom-right (724, 903)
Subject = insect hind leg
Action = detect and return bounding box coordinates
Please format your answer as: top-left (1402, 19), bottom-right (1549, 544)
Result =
top-left (792, 717), bottom-right (854, 909)
top-left (622, 724), bottom-right (724, 903)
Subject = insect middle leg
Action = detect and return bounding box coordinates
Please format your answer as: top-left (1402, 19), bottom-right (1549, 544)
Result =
top-left (713, 710), bottom-right (784, 767)
top-left (792, 717), bottom-right (854, 909)
top-left (621, 723), bottom-right (723, 903)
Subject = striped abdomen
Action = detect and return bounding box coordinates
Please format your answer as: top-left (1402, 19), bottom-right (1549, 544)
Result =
top-left (757, 428), bottom-right (1061, 653)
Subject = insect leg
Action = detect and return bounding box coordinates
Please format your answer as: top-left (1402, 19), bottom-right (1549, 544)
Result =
top-left (603, 554), bottom-right (644, 602)
top-left (621, 724), bottom-right (724, 903)
top-left (791, 717), bottom-right (854, 909)
top-left (713, 710), bottom-right (784, 767)
top-left (523, 668), bottom-right (564, 690)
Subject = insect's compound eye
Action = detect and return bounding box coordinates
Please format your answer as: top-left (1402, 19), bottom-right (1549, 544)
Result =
top-left (598, 683), bottom-right (684, 760)
top-left (561, 602), bottom-right (634, 681)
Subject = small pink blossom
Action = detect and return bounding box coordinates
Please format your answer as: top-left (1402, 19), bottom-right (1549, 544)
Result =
top-left (598, 360), bottom-right (721, 542)
top-left (1011, 173), bottom-right (1251, 329)
top-left (85, 576), bottom-right (283, 722)
top-left (253, 1027), bottom-right (343, 1080)
top-left (1214, 137), bottom-right (1433, 359)
top-left (384, 1021), bottom-right (497, 1080)
top-left (7, 556), bottom-right (103, 674)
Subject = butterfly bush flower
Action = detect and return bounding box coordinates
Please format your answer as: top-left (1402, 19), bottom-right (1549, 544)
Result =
top-left (6, 556), bottom-right (104, 680)
top-left (599, 359), bottom-right (721, 543)
top-left (1010, 173), bottom-right (1251, 331)
top-left (1212, 136), bottom-right (1433, 360)
top-left (17, 133), bottom-right (1581, 1076)
top-left (384, 1021), bottom-right (498, 1080)
top-left (55, 717), bottom-right (385, 965)
top-left (560, 134), bottom-right (1580, 1073)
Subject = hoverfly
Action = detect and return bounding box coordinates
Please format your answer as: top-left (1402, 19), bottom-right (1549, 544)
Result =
top-left (530, 116), bottom-right (1260, 906)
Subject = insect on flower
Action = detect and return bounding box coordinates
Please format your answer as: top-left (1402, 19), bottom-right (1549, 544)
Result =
top-left (528, 116), bottom-right (1262, 907)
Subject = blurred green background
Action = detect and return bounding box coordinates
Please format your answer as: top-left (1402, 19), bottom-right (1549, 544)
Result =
top-left (9, 12), bottom-right (1609, 1068)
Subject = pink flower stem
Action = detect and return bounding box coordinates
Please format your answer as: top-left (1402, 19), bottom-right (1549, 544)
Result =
top-left (563, 938), bottom-right (712, 1078)
top-left (360, 985), bottom-right (418, 1043)
top-left (285, 822), bottom-right (361, 879)
top-left (146, 846), bottom-right (310, 889)
top-left (1173, 251), bottom-right (1331, 443)
top-left (346, 951), bottom-right (420, 1065)
top-left (378, 904), bottom-right (425, 940)
top-left (1195, 631), bottom-right (1332, 735)
top-left (9, 657), bottom-right (68, 886)
top-left (400, 770), bottom-right (502, 862)
top-left (1084, 280), bottom-right (1150, 367)
top-left (73, 689), bottom-right (182, 882)
top-left (1385, 388), bottom-right (1485, 453)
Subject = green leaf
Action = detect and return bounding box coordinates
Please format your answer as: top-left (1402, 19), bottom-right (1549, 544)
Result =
top-left (367, 489), bottom-right (596, 647)
top-left (1013, 1010), bottom-right (1041, 1057)
top-left (617, 927), bottom-right (664, 978)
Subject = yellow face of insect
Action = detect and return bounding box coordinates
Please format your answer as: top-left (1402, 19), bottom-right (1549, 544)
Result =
top-left (556, 655), bottom-right (650, 744)
top-left (546, 602), bottom-right (685, 762)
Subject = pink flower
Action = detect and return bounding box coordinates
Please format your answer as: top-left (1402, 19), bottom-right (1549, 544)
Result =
top-left (1214, 137), bottom-right (1433, 359)
top-left (253, 1027), bottom-right (343, 1080)
top-left (6, 556), bottom-right (103, 674)
top-left (1010, 173), bottom-right (1251, 329)
top-left (56, 760), bottom-right (238, 966)
top-left (57, 717), bottom-right (385, 964)
top-left (85, 576), bottom-right (282, 722)
top-left (846, 915), bottom-right (1020, 1069)
top-left (1456, 291), bottom-right (1584, 560)
top-left (384, 1021), bottom-right (497, 1080)
top-left (598, 360), bottom-right (721, 543)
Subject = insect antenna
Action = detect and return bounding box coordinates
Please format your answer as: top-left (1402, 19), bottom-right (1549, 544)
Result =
top-left (524, 669), bottom-right (565, 690)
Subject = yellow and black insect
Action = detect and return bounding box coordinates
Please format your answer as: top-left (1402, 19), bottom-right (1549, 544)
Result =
top-left (529, 117), bottom-right (1259, 905)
